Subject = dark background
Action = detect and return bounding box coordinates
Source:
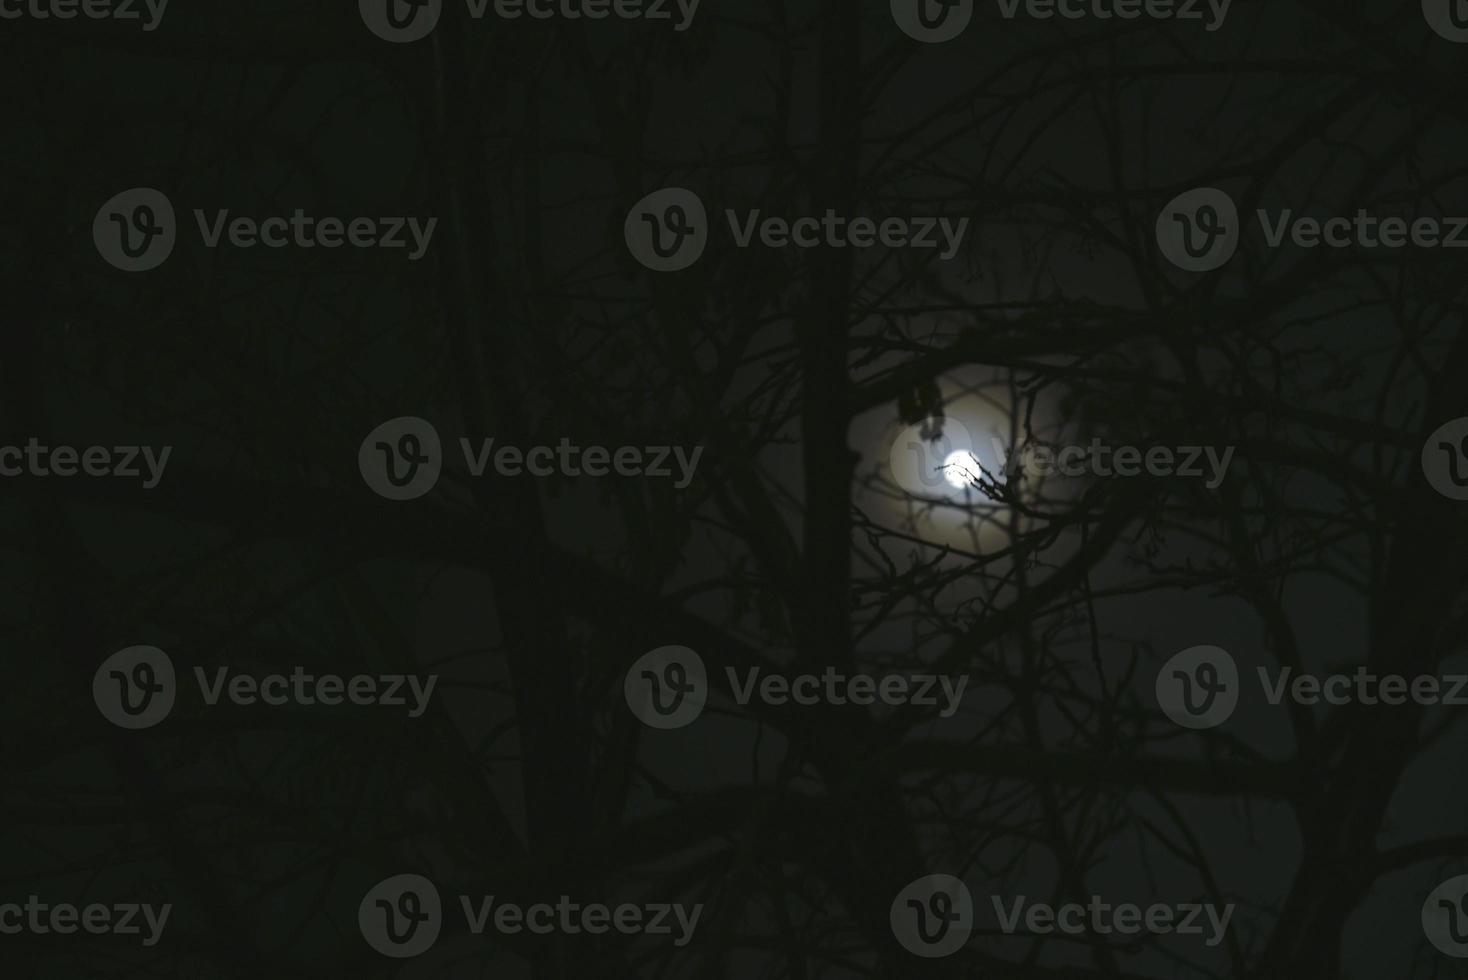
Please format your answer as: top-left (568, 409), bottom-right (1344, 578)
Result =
top-left (4, 0), bottom-right (1468, 976)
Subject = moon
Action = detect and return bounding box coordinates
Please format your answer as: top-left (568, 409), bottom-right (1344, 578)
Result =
top-left (943, 449), bottom-right (984, 490)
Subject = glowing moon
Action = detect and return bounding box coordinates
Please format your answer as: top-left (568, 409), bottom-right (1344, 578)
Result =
top-left (943, 450), bottom-right (984, 489)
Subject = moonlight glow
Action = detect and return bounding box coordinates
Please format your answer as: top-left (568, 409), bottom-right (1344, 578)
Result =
top-left (943, 450), bottom-right (984, 489)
